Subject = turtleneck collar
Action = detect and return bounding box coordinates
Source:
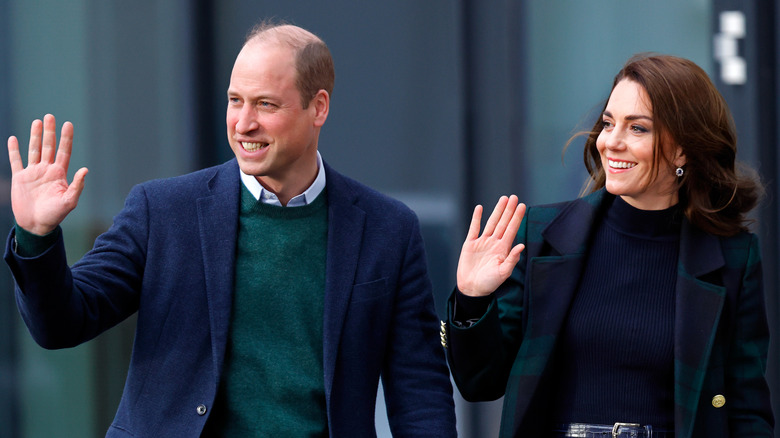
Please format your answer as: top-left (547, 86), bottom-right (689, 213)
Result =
top-left (605, 195), bottom-right (683, 239)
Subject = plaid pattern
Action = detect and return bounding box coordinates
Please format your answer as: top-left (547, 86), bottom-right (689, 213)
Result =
top-left (447, 189), bottom-right (772, 437)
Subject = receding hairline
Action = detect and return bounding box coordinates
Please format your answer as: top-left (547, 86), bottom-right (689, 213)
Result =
top-left (244, 24), bottom-right (324, 51)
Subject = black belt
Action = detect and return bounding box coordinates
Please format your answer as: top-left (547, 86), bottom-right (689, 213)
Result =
top-left (551, 422), bottom-right (674, 437)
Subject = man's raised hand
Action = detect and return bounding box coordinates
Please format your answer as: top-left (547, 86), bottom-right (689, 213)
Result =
top-left (8, 114), bottom-right (88, 236)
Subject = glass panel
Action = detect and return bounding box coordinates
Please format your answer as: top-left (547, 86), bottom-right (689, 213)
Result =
top-left (524, 0), bottom-right (713, 205)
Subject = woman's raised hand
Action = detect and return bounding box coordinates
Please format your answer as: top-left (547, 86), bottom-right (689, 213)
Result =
top-left (7, 114), bottom-right (88, 236)
top-left (457, 195), bottom-right (526, 297)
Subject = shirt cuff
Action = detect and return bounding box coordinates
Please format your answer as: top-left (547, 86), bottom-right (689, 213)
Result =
top-left (14, 224), bottom-right (60, 258)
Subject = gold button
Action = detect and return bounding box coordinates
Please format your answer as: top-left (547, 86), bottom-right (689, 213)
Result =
top-left (712, 394), bottom-right (726, 408)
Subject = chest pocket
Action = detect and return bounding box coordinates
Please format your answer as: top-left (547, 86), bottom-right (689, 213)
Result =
top-left (350, 277), bottom-right (389, 303)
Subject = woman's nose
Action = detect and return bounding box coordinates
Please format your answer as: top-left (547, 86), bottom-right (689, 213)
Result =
top-left (603, 128), bottom-right (625, 150)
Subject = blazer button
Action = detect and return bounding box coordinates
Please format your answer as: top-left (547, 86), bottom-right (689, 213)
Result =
top-left (196, 404), bottom-right (208, 416)
top-left (712, 395), bottom-right (726, 408)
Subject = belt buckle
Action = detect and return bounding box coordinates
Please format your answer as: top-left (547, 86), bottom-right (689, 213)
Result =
top-left (612, 422), bottom-right (641, 437)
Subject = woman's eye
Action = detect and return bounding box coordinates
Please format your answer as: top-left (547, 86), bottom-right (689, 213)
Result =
top-left (631, 125), bottom-right (648, 133)
top-left (601, 120), bottom-right (613, 129)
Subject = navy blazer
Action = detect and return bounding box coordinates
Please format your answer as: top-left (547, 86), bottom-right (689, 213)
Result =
top-left (6, 159), bottom-right (456, 437)
top-left (446, 189), bottom-right (772, 437)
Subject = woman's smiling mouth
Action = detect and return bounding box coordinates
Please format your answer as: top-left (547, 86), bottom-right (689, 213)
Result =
top-left (608, 159), bottom-right (636, 169)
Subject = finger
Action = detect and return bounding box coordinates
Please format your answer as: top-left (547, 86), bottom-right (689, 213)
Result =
top-left (482, 196), bottom-right (508, 237)
top-left (504, 202), bottom-right (526, 241)
top-left (40, 114), bottom-right (57, 164)
top-left (493, 195), bottom-right (519, 239)
top-left (465, 205), bottom-right (483, 241)
top-left (54, 121), bottom-right (75, 170)
top-left (41, 114), bottom-right (61, 163)
top-left (27, 119), bottom-right (43, 165)
top-left (8, 136), bottom-right (24, 174)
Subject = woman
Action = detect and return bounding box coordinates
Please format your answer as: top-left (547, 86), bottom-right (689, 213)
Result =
top-left (445, 54), bottom-right (773, 437)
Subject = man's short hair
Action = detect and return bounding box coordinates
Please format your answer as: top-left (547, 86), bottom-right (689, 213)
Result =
top-left (245, 21), bottom-right (335, 109)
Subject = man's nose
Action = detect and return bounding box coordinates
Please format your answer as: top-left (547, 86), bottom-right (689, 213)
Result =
top-left (235, 106), bottom-right (259, 134)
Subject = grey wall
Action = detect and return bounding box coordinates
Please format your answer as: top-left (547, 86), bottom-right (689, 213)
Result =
top-left (0, 0), bottom-right (21, 435)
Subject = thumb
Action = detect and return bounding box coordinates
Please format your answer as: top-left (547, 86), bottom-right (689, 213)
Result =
top-left (504, 243), bottom-right (525, 267)
top-left (66, 167), bottom-right (89, 201)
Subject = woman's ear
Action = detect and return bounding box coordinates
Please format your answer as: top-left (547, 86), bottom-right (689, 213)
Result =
top-left (673, 146), bottom-right (686, 168)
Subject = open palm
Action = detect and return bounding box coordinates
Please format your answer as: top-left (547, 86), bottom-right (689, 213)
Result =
top-left (457, 195), bottom-right (526, 297)
top-left (8, 114), bottom-right (88, 236)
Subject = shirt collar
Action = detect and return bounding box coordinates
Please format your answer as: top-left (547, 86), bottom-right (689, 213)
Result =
top-left (239, 152), bottom-right (326, 207)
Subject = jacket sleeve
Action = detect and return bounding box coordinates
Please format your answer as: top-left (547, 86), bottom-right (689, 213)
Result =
top-left (445, 215), bottom-right (529, 402)
top-left (726, 233), bottom-right (774, 435)
top-left (4, 184), bottom-right (149, 349)
top-left (381, 217), bottom-right (457, 437)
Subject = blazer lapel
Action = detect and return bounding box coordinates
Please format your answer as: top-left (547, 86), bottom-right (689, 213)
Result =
top-left (528, 192), bottom-right (603, 339)
top-left (197, 160), bottom-right (241, 383)
top-left (674, 220), bottom-right (726, 438)
top-left (321, 165), bottom-right (365, 403)
top-left (505, 192), bottom-right (604, 435)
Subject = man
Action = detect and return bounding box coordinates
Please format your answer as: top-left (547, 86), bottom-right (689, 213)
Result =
top-left (5, 22), bottom-right (456, 437)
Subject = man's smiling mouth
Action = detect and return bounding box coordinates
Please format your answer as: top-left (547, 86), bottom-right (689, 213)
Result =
top-left (242, 141), bottom-right (269, 152)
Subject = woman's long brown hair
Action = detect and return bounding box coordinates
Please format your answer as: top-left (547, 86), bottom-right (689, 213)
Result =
top-left (581, 54), bottom-right (763, 236)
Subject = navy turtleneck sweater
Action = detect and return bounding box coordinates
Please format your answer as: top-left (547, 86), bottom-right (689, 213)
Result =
top-left (550, 195), bottom-right (682, 427)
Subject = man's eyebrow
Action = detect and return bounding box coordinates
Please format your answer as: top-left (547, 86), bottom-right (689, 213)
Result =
top-left (226, 91), bottom-right (277, 104)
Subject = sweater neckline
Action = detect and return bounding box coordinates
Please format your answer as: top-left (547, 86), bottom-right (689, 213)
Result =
top-left (241, 185), bottom-right (328, 219)
top-left (605, 195), bottom-right (683, 239)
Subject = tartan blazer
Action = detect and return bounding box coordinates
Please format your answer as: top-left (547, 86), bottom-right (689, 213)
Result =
top-left (446, 189), bottom-right (773, 437)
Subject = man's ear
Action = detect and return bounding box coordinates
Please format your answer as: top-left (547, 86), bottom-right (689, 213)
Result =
top-left (312, 89), bottom-right (329, 127)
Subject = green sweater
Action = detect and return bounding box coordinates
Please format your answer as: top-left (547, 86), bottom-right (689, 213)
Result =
top-left (205, 186), bottom-right (329, 437)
